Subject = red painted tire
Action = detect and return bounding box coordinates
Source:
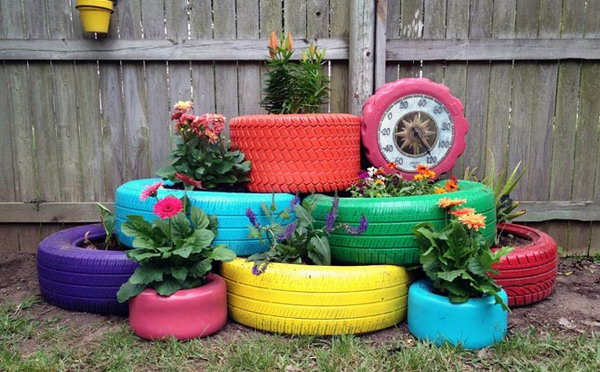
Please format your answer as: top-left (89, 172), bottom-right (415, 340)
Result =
top-left (230, 114), bottom-right (361, 193)
top-left (128, 274), bottom-right (227, 340)
top-left (490, 223), bottom-right (558, 307)
top-left (361, 78), bottom-right (468, 179)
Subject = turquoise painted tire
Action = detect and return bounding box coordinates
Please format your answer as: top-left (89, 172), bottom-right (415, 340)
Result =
top-left (407, 280), bottom-right (508, 349)
top-left (115, 179), bottom-right (295, 256)
top-left (310, 180), bottom-right (496, 265)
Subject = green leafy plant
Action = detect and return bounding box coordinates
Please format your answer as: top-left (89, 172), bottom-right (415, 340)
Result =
top-left (96, 203), bottom-right (116, 247)
top-left (156, 101), bottom-right (250, 190)
top-left (245, 196), bottom-right (368, 274)
top-left (464, 159), bottom-right (526, 223)
top-left (261, 32), bottom-right (329, 114)
top-left (413, 198), bottom-right (513, 310)
top-left (348, 163), bottom-right (459, 198)
top-left (116, 183), bottom-right (236, 302)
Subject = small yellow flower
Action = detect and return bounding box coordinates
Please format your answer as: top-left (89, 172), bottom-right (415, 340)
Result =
top-left (174, 101), bottom-right (193, 111)
top-left (437, 198), bottom-right (467, 209)
top-left (434, 187), bottom-right (447, 194)
top-left (375, 179), bottom-right (385, 185)
top-left (458, 213), bottom-right (486, 231)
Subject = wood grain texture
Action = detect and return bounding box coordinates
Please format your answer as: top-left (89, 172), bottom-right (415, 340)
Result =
top-left (213, 0), bottom-right (238, 125)
top-left (237, 0), bottom-right (262, 116)
top-left (348, 0), bottom-right (375, 115)
top-left (330, 0), bottom-right (350, 112)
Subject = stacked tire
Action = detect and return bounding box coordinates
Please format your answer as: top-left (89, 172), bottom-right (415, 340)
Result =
top-left (230, 114), bottom-right (361, 193)
top-left (37, 224), bottom-right (137, 315)
top-left (114, 178), bottom-right (296, 257)
top-left (310, 180), bottom-right (497, 266)
top-left (490, 223), bottom-right (558, 307)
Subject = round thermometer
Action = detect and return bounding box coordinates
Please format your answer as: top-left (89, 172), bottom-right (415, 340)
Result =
top-left (361, 78), bottom-right (468, 179)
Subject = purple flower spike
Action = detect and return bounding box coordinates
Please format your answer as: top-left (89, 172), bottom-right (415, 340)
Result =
top-left (289, 195), bottom-right (300, 208)
top-left (344, 214), bottom-right (369, 235)
top-left (252, 263), bottom-right (266, 276)
top-left (246, 208), bottom-right (260, 228)
top-left (358, 170), bottom-right (369, 179)
top-left (276, 221), bottom-right (297, 242)
top-left (323, 197), bottom-right (339, 233)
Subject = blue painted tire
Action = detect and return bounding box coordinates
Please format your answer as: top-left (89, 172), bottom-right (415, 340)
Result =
top-left (407, 280), bottom-right (508, 349)
top-left (37, 224), bottom-right (137, 315)
top-left (115, 179), bottom-right (296, 256)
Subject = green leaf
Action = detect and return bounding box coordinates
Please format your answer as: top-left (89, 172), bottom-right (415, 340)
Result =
top-left (260, 202), bottom-right (272, 219)
top-left (129, 266), bottom-right (164, 285)
top-left (171, 212), bottom-right (192, 240)
top-left (126, 250), bottom-right (161, 262)
top-left (210, 245), bottom-right (237, 262)
top-left (294, 204), bottom-right (313, 228)
top-left (189, 259), bottom-right (212, 277)
top-left (308, 235), bottom-right (331, 265)
top-left (171, 267), bottom-right (188, 282)
top-left (156, 165), bottom-right (176, 179)
top-left (122, 216), bottom-right (154, 242)
top-left (437, 269), bottom-right (466, 282)
top-left (190, 207), bottom-right (210, 230)
top-left (155, 277), bottom-right (182, 297)
top-left (192, 229), bottom-right (215, 248)
top-left (173, 244), bottom-right (193, 259)
top-left (117, 281), bottom-right (146, 303)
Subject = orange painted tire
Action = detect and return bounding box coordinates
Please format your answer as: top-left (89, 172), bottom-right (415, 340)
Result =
top-left (230, 114), bottom-right (361, 193)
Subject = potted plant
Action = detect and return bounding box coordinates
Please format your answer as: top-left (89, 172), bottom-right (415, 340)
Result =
top-left (309, 163), bottom-right (497, 266)
top-left (465, 163), bottom-right (558, 306)
top-left (115, 101), bottom-right (296, 256)
top-left (229, 32), bottom-right (361, 193)
top-left (75, 0), bottom-right (114, 33)
top-left (407, 198), bottom-right (513, 349)
top-left (116, 187), bottom-right (236, 340)
top-left (220, 197), bottom-right (410, 336)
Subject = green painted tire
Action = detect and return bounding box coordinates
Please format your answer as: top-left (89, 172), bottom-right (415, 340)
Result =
top-left (310, 180), bottom-right (497, 265)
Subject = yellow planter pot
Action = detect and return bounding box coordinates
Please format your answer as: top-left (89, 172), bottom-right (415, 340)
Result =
top-left (76, 0), bottom-right (114, 33)
top-left (220, 258), bottom-right (409, 335)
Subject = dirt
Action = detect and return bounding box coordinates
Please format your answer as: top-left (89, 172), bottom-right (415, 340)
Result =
top-left (493, 231), bottom-right (532, 248)
top-left (1, 254), bottom-right (599, 346)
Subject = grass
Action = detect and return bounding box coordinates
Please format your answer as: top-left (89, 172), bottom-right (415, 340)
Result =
top-left (0, 298), bottom-right (598, 372)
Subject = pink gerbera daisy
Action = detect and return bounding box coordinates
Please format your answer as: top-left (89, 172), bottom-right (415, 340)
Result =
top-left (175, 173), bottom-right (203, 189)
top-left (153, 196), bottom-right (183, 219)
top-left (139, 181), bottom-right (163, 201)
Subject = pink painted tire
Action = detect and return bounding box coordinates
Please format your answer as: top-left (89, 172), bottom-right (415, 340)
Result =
top-left (128, 274), bottom-right (227, 340)
top-left (361, 78), bottom-right (469, 179)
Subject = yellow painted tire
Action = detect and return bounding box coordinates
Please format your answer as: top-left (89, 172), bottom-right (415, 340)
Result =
top-left (220, 259), bottom-right (409, 335)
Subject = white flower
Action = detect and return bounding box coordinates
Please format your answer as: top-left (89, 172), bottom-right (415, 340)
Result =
top-left (367, 167), bottom-right (377, 177)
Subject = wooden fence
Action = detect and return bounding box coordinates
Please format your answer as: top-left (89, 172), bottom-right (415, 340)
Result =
top-left (1, 0), bottom-right (599, 261)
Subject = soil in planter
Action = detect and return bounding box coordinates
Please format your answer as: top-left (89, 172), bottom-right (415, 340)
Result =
top-left (163, 183), bottom-right (249, 193)
top-left (75, 236), bottom-right (126, 252)
top-left (492, 230), bottom-right (532, 248)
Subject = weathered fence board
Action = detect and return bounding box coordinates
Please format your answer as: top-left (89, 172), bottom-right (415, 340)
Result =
top-left (1, 0), bottom-right (600, 257)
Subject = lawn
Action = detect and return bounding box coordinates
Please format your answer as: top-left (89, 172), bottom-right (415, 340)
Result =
top-left (1, 255), bottom-right (598, 372)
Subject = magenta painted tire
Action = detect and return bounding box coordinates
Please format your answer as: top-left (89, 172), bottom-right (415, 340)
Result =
top-left (361, 78), bottom-right (468, 179)
top-left (128, 274), bottom-right (228, 340)
top-left (36, 224), bottom-right (137, 315)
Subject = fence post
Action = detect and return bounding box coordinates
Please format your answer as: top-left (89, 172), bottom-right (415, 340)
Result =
top-left (374, 0), bottom-right (387, 89)
top-left (348, 0), bottom-right (375, 115)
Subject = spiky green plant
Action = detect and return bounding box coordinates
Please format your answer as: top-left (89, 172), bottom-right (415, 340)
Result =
top-left (464, 159), bottom-right (526, 224)
top-left (260, 32), bottom-right (329, 114)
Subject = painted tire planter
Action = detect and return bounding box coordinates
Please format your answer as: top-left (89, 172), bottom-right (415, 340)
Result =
top-left (407, 280), bottom-right (508, 349)
top-left (37, 224), bottom-right (137, 315)
top-left (115, 178), bottom-right (295, 256)
top-left (221, 258), bottom-right (409, 335)
top-left (490, 223), bottom-right (558, 307)
top-left (129, 274), bottom-right (227, 340)
top-left (230, 114), bottom-right (361, 193)
top-left (310, 180), bottom-right (496, 265)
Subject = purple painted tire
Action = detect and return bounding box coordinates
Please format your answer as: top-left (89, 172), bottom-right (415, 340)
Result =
top-left (37, 224), bottom-right (137, 315)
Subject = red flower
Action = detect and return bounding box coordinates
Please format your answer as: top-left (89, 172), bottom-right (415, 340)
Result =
top-left (153, 196), bottom-right (183, 219)
top-left (175, 173), bottom-right (203, 188)
top-left (139, 181), bottom-right (163, 201)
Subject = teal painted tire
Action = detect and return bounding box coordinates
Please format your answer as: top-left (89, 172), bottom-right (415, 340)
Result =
top-left (310, 180), bottom-right (496, 265)
top-left (115, 179), bottom-right (295, 256)
top-left (407, 280), bottom-right (508, 349)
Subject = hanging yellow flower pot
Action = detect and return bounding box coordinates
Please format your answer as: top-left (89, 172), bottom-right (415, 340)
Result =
top-left (76, 0), bottom-right (114, 33)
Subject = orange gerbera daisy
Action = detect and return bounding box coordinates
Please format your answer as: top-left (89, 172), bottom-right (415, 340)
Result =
top-left (416, 164), bottom-right (429, 173)
top-left (445, 176), bottom-right (459, 192)
top-left (451, 207), bottom-right (476, 216)
top-left (434, 187), bottom-right (447, 194)
top-left (458, 213), bottom-right (486, 231)
top-left (375, 167), bottom-right (386, 175)
top-left (387, 162), bottom-right (398, 169)
top-left (437, 198), bottom-right (467, 209)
